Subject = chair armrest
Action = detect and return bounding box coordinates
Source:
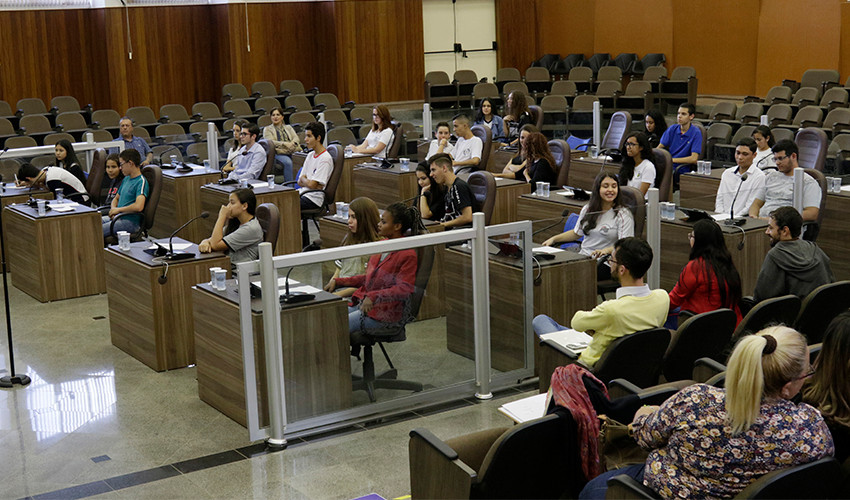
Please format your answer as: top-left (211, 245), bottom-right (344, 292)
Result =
top-left (284, 106), bottom-right (296, 114)
top-left (740, 296), bottom-right (755, 316)
top-left (314, 103), bottom-right (327, 112)
top-left (84, 104), bottom-right (93, 113)
top-left (250, 91), bottom-right (262, 99)
top-left (107, 211), bottom-right (146, 239)
top-left (222, 93), bottom-right (233, 101)
top-left (191, 133), bottom-right (202, 142)
top-left (191, 113), bottom-right (203, 121)
top-left (15, 109), bottom-right (23, 118)
top-left (343, 100), bottom-right (355, 109)
top-left (606, 474), bottom-right (659, 499)
top-left (16, 127), bottom-right (26, 135)
top-left (833, 123), bottom-right (850, 135)
top-left (693, 357), bottom-right (725, 383)
top-left (53, 125), bottom-right (64, 133)
top-left (743, 96), bottom-right (765, 103)
top-left (307, 87), bottom-right (319, 95)
top-left (798, 99), bottom-right (816, 108)
top-left (186, 155), bottom-right (200, 164)
top-left (351, 117), bottom-right (364, 125)
top-left (540, 338), bottom-right (579, 360)
top-left (282, 181), bottom-right (299, 187)
top-left (90, 121), bottom-right (101, 129)
top-left (279, 90), bottom-right (291, 98)
top-left (222, 111), bottom-right (235, 118)
top-left (409, 428), bottom-right (475, 500)
top-left (254, 107), bottom-right (266, 116)
top-left (49, 106), bottom-right (59, 116)
top-left (409, 428), bottom-right (458, 460)
top-left (325, 120), bottom-right (335, 129)
top-left (607, 378), bottom-right (642, 399)
top-left (799, 119), bottom-right (819, 129)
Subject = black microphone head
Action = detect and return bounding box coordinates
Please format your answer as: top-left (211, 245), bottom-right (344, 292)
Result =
top-left (200, 211), bottom-right (210, 219)
top-left (561, 209), bottom-right (570, 217)
top-left (741, 173), bottom-right (749, 181)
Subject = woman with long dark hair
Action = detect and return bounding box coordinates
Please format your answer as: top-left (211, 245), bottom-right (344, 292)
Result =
top-left (521, 131), bottom-right (557, 192)
top-left (752, 125), bottom-right (776, 169)
top-left (349, 105), bottom-right (394, 158)
top-left (415, 163), bottom-right (445, 221)
top-left (542, 172), bottom-right (633, 279)
top-left (54, 139), bottom-right (87, 186)
top-left (668, 218), bottom-right (742, 324)
top-left (504, 90), bottom-right (532, 146)
top-left (198, 188), bottom-right (263, 268)
top-left (473, 98), bottom-right (505, 143)
top-left (644, 109), bottom-right (668, 148)
top-left (619, 132), bottom-right (656, 198)
top-left (494, 124), bottom-right (537, 180)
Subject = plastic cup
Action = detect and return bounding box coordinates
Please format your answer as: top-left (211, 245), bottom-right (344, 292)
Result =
top-left (209, 267), bottom-right (221, 286)
top-left (536, 182), bottom-right (549, 197)
top-left (267, 174), bottom-right (275, 188)
top-left (399, 158), bottom-right (410, 171)
top-left (239, 178), bottom-right (248, 189)
top-left (36, 199), bottom-right (46, 216)
top-left (203, 159), bottom-right (212, 172)
top-left (117, 231), bottom-right (131, 251)
top-left (340, 203), bottom-right (349, 220)
top-left (170, 154), bottom-right (178, 167)
top-left (55, 188), bottom-right (64, 201)
top-left (214, 269), bottom-right (227, 291)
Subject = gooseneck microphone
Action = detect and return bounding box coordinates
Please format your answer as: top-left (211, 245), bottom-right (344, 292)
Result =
top-left (157, 145), bottom-right (181, 167)
top-left (167, 211), bottom-right (210, 260)
top-left (725, 172), bottom-right (749, 226)
top-left (534, 209), bottom-right (572, 237)
top-left (282, 266), bottom-right (314, 304)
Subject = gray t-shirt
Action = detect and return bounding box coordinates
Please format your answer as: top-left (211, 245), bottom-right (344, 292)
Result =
top-left (756, 168), bottom-right (822, 217)
top-left (573, 205), bottom-right (634, 257)
top-left (223, 218), bottom-right (264, 265)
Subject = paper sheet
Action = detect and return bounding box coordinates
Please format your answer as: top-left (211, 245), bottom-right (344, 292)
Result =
top-left (711, 213), bottom-right (731, 221)
top-left (50, 204), bottom-right (76, 212)
top-left (841, 184), bottom-right (850, 193)
top-left (532, 246), bottom-right (564, 254)
top-left (494, 177), bottom-right (509, 183)
top-left (555, 189), bottom-right (574, 197)
top-left (539, 329), bottom-right (592, 356)
top-left (498, 393), bottom-right (548, 423)
top-left (147, 241), bottom-right (193, 251)
top-left (252, 277), bottom-right (302, 290)
top-left (248, 181), bottom-right (270, 188)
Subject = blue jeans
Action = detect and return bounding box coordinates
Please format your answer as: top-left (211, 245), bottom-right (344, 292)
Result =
top-left (103, 217), bottom-right (140, 238)
top-left (348, 305), bottom-right (393, 345)
top-left (579, 464), bottom-right (645, 500)
top-left (532, 314), bottom-right (566, 336)
top-left (274, 154), bottom-right (294, 182)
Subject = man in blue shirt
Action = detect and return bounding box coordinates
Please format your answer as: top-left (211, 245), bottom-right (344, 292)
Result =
top-left (119, 117), bottom-right (153, 166)
top-left (659, 103), bottom-right (702, 189)
top-left (103, 149), bottom-right (150, 239)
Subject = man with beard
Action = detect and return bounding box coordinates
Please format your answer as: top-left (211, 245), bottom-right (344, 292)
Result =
top-left (532, 237), bottom-right (668, 367)
top-left (752, 206), bottom-right (833, 302)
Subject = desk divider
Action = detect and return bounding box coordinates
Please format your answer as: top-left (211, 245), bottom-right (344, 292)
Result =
top-left (235, 215), bottom-right (535, 444)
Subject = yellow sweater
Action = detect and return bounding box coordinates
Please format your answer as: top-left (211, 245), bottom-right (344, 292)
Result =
top-left (571, 289), bottom-right (669, 366)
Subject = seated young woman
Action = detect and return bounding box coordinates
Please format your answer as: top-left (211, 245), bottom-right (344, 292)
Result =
top-left (325, 202), bottom-right (421, 345)
top-left (803, 311), bottom-right (850, 462)
top-left (472, 98), bottom-right (505, 143)
top-left (542, 172), bottom-right (634, 280)
top-left (752, 125), bottom-right (777, 169)
top-left (503, 90), bottom-right (532, 146)
top-left (54, 139), bottom-right (88, 187)
top-left (494, 124), bottom-right (537, 180)
top-left (581, 326), bottom-right (834, 499)
top-left (668, 218), bottom-right (743, 326)
top-left (98, 153), bottom-right (124, 217)
top-left (520, 131), bottom-right (557, 192)
top-left (643, 109), bottom-right (668, 149)
top-left (619, 132), bottom-right (656, 198)
top-left (415, 163), bottom-right (445, 221)
top-left (347, 105), bottom-right (394, 158)
top-left (198, 188), bottom-right (263, 268)
top-left (323, 197), bottom-right (381, 298)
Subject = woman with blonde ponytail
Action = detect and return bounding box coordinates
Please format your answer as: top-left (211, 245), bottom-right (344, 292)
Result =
top-left (579, 326), bottom-right (834, 500)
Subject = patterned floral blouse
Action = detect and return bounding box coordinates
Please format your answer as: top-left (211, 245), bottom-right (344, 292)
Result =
top-left (633, 384), bottom-right (834, 499)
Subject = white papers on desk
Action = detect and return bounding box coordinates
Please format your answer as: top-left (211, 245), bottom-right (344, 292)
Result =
top-left (841, 184), bottom-right (850, 193)
top-left (498, 393), bottom-right (548, 423)
top-left (539, 329), bottom-right (592, 356)
top-left (251, 277), bottom-right (321, 294)
top-left (49, 204), bottom-right (77, 212)
top-left (711, 213), bottom-right (731, 221)
top-left (555, 189), bottom-right (574, 197)
top-left (494, 177), bottom-right (510, 183)
top-left (147, 241), bottom-right (193, 251)
top-left (3, 184), bottom-right (26, 191)
top-left (248, 181), bottom-right (270, 188)
top-left (289, 284), bottom-right (322, 294)
top-left (532, 246), bottom-right (564, 254)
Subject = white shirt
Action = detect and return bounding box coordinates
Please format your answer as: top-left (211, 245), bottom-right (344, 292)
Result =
top-left (715, 165), bottom-right (766, 217)
top-left (755, 168), bottom-right (822, 217)
top-left (754, 148), bottom-right (776, 169)
top-left (426, 139), bottom-right (453, 160)
top-left (363, 128), bottom-right (394, 158)
top-left (451, 135), bottom-right (483, 173)
top-left (299, 149), bottom-right (334, 207)
top-left (626, 159), bottom-right (656, 199)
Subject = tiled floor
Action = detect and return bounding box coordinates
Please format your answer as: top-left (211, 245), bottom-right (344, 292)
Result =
top-left (0, 271), bottom-right (531, 500)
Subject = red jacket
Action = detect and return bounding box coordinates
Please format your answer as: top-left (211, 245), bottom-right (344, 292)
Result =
top-left (335, 249), bottom-right (417, 323)
top-left (669, 258), bottom-right (742, 324)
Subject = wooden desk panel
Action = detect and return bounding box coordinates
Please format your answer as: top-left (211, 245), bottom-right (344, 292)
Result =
top-left (660, 214), bottom-right (769, 296)
top-left (193, 282), bottom-right (351, 427)
top-left (105, 240), bottom-right (229, 371)
top-left (679, 170), bottom-right (723, 212)
top-left (516, 193), bottom-right (587, 243)
top-left (150, 169), bottom-right (220, 241)
top-left (443, 246), bottom-right (596, 371)
top-left (199, 184), bottom-right (301, 255)
top-left (819, 191), bottom-right (850, 280)
top-left (569, 157), bottom-right (621, 191)
top-left (293, 152), bottom-right (369, 204)
top-left (352, 164), bottom-right (419, 209)
top-left (4, 205), bottom-right (105, 302)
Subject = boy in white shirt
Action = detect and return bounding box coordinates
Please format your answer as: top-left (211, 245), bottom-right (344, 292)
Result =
top-left (715, 137), bottom-right (765, 218)
top-left (451, 114), bottom-right (483, 174)
top-left (425, 121), bottom-right (454, 161)
top-left (298, 122), bottom-right (334, 211)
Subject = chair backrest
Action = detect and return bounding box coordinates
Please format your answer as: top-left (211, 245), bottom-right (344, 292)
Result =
top-left (600, 111), bottom-right (631, 150)
top-left (289, 111), bottom-right (316, 126)
top-left (453, 69), bottom-right (478, 84)
top-left (664, 309), bottom-right (737, 382)
top-left (540, 95), bottom-right (568, 112)
top-left (152, 144), bottom-right (182, 162)
top-left (737, 102), bottom-right (764, 122)
top-left (795, 127), bottom-right (828, 171)
top-left (595, 80), bottom-right (621, 96)
top-left (155, 123), bottom-right (185, 139)
top-left (279, 79), bottom-right (306, 95)
top-left (549, 139), bottom-right (571, 187)
top-left (597, 65), bottom-right (622, 82)
top-left (822, 108), bottom-right (850, 129)
top-left (733, 294), bottom-right (802, 340)
top-left (794, 280), bottom-right (850, 344)
top-left (43, 132), bottom-right (74, 146)
top-left (792, 105), bottom-right (824, 127)
top-left (20, 115), bottom-right (52, 133)
top-left (766, 104), bottom-right (793, 126)
top-left (706, 122), bottom-right (733, 142)
top-left (820, 86), bottom-right (848, 107)
top-left (285, 95), bottom-right (313, 113)
top-left (0, 159), bottom-right (20, 182)
top-left (92, 109), bottom-right (122, 128)
top-left (730, 125), bottom-right (757, 144)
top-left (571, 95), bottom-right (598, 111)
top-left (251, 81), bottom-right (278, 98)
top-left (323, 144), bottom-right (346, 207)
top-left (792, 87), bottom-right (820, 107)
top-left (31, 155), bottom-right (54, 169)
top-left (467, 170), bottom-right (496, 224)
top-left (222, 83), bottom-right (249, 100)
top-left (472, 82), bottom-right (499, 100)
top-left (618, 185), bottom-right (645, 236)
top-left (409, 245), bottom-right (436, 319)
top-left (185, 142), bottom-right (208, 162)
top-left (0, 100), bottom-right (11, 116)
top-left (502, 81), bottom-right (529, 99)
top-left (254, 97), bottom-right (281, 115)
top-left (159, 104), bottom-right (192, 122)
top-left (314, 93), bottom-right (342, 110)
top-left (800, 69), bottom-right (840, 90)
top-left (16, 98), bottom-right (47, 115)
top-left (86, 148), bottom-right (107, 205)
top-left (327, 127), bottom-right (357, 146)
top-left (50, 96), bottom-right (82, 114)
top-left (473, 412), bottom-right (582, 499)
top-left (90, 130), bottom-right (114, 142)
top-left (385, 122), bottom-right (403, 158)
top-left (765, 85), bottom-right (793, 105)
top-left (496, 67), bottom-right (521, 83)
top-left (192, 102), bottom-right (223, 119)
top-left (652, 148), bottom-right (673, 202)
top-left (737, 457), bottom-right (841, 499)
top-left (568, 66), bottom-right (593, 82)
top-left (189, 121), bottom-right (215, 135)
top-left (56, 112), bottom-right (88, 131)
top-left (322, 109), bottom-right (349, 127)
top-left (593, 327), bottom-right (671, 387)
top-left (802, 167), bottom-right (827, 237)
top-left (642, 65), bottom-right (667, 81)
top-left (624, 80), bottom-right (651, 96)
top-left (126, 106), bottom-right (158, 125)
top-left (528, 105), bottom-right (544, 129)
top-left (223, 99), bottom-right (254, 117)
top-left (140, 165), bottom-right (163, 233)
top-left (551, 80), bottom-right (578, 96)
top-left (770, 127), bottom-right (795, 143)
top-left (670, 66), bottom-right (696, 80)
top-left (709, 101), bottom-right (737, 120)
top-left (257, 139), bottom-right (275, 178)
top-left (525, 66), bottom-right (550, 82)
top-left (470, 124), bottom-right (492, 171)
top-left (5, 136), bottom-right (37, 149)
top-left (0, 117), bottom-right (14, 135)
top-left (255, 203), bottom-right (280, 253)
top-left (424, 71), bottom-right (450, 85)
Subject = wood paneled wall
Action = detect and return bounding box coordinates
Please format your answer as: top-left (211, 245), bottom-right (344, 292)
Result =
top-left (499, 0), bottom-right (850, 97)
top-left (0, 0), bottom-right (423, 114)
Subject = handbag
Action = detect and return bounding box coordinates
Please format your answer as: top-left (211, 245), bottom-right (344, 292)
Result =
top-left (598, 415), bottom-right (648, 471)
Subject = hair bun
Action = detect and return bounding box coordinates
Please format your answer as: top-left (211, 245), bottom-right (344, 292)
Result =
top-left (762, 334), bottom-right (777, 355)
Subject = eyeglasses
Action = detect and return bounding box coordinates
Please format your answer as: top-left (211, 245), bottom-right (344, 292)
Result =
top-left (794, 367), bottom-right (816, 381)
top-left (239, 131), bottom-right (250, 136)
top-left (119, 161), bottom-right (127, 167)
top-left (625, 142), bottom-right (639, 148)
top-left (774, 154), bottom-right (790, 162)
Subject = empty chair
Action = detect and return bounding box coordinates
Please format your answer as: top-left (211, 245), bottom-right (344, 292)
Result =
top-left (0, 117), bottom-right (15, 148)
top-left (467, 170), bottom-right (496, 224)
top-left (454, 70), bottom-right (478, 106)
top-left (736, 102), bottom-right (764, 124)
top-left (663, 309), bottom-right (737, 382)
top-left (705, 123), bottom-right (733, 161)
top-left (55, 112), bottom-right (90, 140)
top-left (540, 95), bottom-right (568, 138)
top-left (189, 121), bottom-right (218, 136)
top-left (594, 80), bottom-right (621, 111)
top-left (154, 123), bottom-right (188, 144)
top-left (222, 83), bottom-right (250, 101)
top-left (764, 85), bottom-right (793, 105)
top-left (288, 111), bottom-right (315, 131)
top-left (89, 129), bottom-right (114, 142)
top-left (766, 104), bottom-right (793, 127)
top-left (596, 65), bottom-right (622, 83)
top-left (5, 136), bottom-right (37, 149)
top-left (550, 80), bottom-right (578, 99)
top-left (818, 86), bottom-right (849, 111)
top-left (91, 109), bottom-right (122, 135)
top-left (631, 53), bottom-right (666, 76)
top-left (253, 96), bottom-right (282, 116)
top-left (158, 104), bottom-right (196, 130)
top-left (495, 67), bottom-right (521, 93)
top-left (791, 87), bottom-right (820, 109)
top-left (583, 53), bottom-right (611, 75)
top-left (642, 65), bottom-right (668, 81)
top-left (617, 81), bottom-right (653, 115)
top-left (769, 127), bottom-right (794, 143)
top-left (314, 93), bottom-right (354, 112)
top-left (349, 106), bottom-right (373, 125)
top-left (784, 69), bottom-right (840, 94)
top-left (16, 98), bottom-right (49, 117)
top-left (185, 142), bottom-right (209, 163)
top-left (819, 108), bottom-right (850, 138)
top-left (327, 127), bottom-right (357, 146)
top-left (85, 148), bottom-right (107, 205)
top-left (696, 101), bottom-right (737, 125)
top-left (424, 71), bottom-right (457, 109)
top-left (795, 127), bottom-right (829, 171)
top-left (223, 99), bottom-right (259, 121)
top-left (125, 106), bottom-right (162, 134)
top-left (251, 81), bottom-right (278, 98)
top-left (659, 66), bottom-right (697, 112)
top-left (191, 102), bottom-right (229, 129)
top-left (567, 95), bottom-right (599, 138)
top-left (525, 66), bottom-right (552, 96)
top-left (567, 66), bottom-right (593, 93)
top-left (50, 96), bottom-right (90, 116)
top-left (549, 139), bottom-right (571, 186)
top-left (279, 79), bottom-right (318, 98)
top-left (284, 95), bottom-right (317, 114)
top-left (600, 111), bottom-right (631, 151)
top-left (43, 133), bottom-right (74, 146)
top-left (18, 115), bottom-right (55, 145)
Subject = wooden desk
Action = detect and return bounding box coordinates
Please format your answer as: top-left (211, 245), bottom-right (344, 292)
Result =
top-left (516, 192), bottom-right (588, 243)
top-left (661, 213), bottom-right (769, 296)
top-left (199, 183), bottom-right (301, 255)
top-left (444, 244), bottom-right (596, 371)
top-left (819, 191), bottom-right (850, 280)
top-left (149, 166), bottom-right (220, 241)
top-left (352, 162), bottom-right (419, 209)
top-left (292, 151), bottom-right (370, 204)
top-left (105, 238), bottom-right (229, 371)
top-left (0, 184), bottom-right (52, 251)
top-left (193, 280), bottom-right (350, 427)
top-left (317, 214), bottom-right (445, 320)
top-left (569, 157), bottom-right (621, 191)
top-left (486, 146), bottom-right (518, 174)
top-left (456, 173), bottom-right (531, 225)
top-left (4, 202), bottom-right (105, 302)
top-left (679, 170), bottom-right (723, 212)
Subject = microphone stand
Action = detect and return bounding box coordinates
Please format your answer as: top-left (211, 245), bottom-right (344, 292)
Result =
top-left (0, 205), bottom-right (30, 388)
top-left (167, 212), bottom-right (210, 260)
top-left (725, 172), bottom-right (749, 226)
top-left (281, 266), bottom-right (314, 304)
top-left (533, 209), bottom-right (571, 236)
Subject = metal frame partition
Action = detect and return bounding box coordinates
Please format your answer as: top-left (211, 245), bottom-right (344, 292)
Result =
top-left (234, 213), bottom-right (535, 444)
top-left (1, 133), bottom-right (124, 170)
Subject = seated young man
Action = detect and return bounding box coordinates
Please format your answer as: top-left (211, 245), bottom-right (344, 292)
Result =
top-left (748, 139), bottom-right (821, 223)
top-left (102, 149), bottom-right (149, 239)
top-left (658, 103), bottom-right (702, 188)
top-left (450, 114), bottom-right (483, 174)
top-left (424, 121), bottom-right (454, 162)
top-left (532, 237), bottom-right (669, 367)
top-left (297, 122), bottom-right (334, 211)
top-left (16, 163), bottom-right (89, 205)
top-left (428, 153), bottom-right (473, 228)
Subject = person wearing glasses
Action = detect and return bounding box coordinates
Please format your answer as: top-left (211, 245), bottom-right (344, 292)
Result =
top-left (101, 149), bottom-right (149, 238)
top-left (224, 123), bottom-right (266, 181)
top-left (532, 237), bottom-right (669, 368)
top-left (581, 326), bottom-right (833, 499)
top-left (619, 132), bottom-right (656, 198)
top-left (347, 105), bottom-right (394, 158)
top-left (714, 137), bottom-right (765, 217)
top-left (748, 139), bottom-right (821, 222)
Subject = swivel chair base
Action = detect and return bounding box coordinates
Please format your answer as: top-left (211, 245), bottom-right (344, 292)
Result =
top-left (352, 343), bottom-right (423, 402)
